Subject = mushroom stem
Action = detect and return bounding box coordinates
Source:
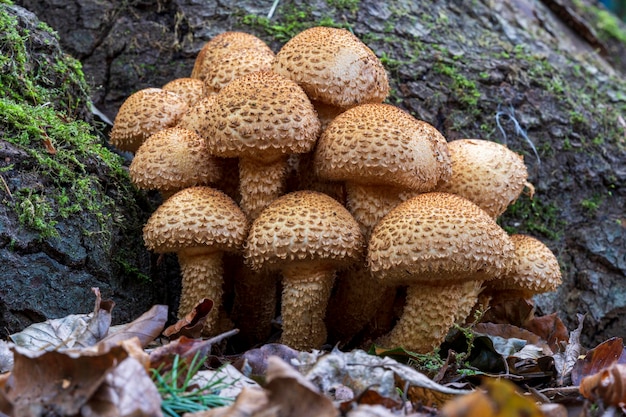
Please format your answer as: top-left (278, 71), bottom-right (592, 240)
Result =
top-left (345, 183), bottom-right (417, 239)
top-left (376, 280), bottom-right (483, 353)
top-left (239, 157), bottom-right (288, 221)
top-left (177, 248), bottom-right (225, 335)
top-left (280, 264), bottom-right (335, 350)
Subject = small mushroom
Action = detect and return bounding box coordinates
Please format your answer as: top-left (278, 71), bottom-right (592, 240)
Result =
top-left (199, 70), bottom-right (321, 220)
top-left (143, 186), bottom-right (248, 334)
top-left (109, 88), bottom-right (188, 153)
top-left (484, 234), bottom-right (562, 302)
top-left (273, 26), bottom-right (390, 108)
top-left (162, 77), bottom-right (206, 107)
top-left (129, 127), bottom-right (222, 200)
top-left (191, 31), bottom-right (274, 81)
top-left (244, 190), bottom-right (365, 350)
top-left (436, 139), bottom-right (533, 218)
top-left (367, 192), bottom-right (515, 353)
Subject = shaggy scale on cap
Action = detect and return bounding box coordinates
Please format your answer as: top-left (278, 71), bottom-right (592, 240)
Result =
top-left (203, 47), bottom-right (276, 95)
top-left (191, 31), bottom-right (274, 81)
top-left (273, 26), bottom-right (389, 108)
top-left (109, 88), bottom-right (188, 153)
top-left (129, 127), bottom-right (222, 199)
top-left (162, 77), bottom-right (206, 107)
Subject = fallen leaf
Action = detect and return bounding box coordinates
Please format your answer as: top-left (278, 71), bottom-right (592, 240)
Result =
top-left (553, 313), bottom-right (585, 386)
top-left (185, 386), bottom-right (268, 417)
top-left (231, 343), bottom-right (300, 378)
top-left (264, 356), bottom-right (338, 417)
top-left (339, 389), bottom-right (402, 414)
top-left (81, 356), bottom-right (163, 417)
top-left (0, 341), bottom-right (13, 373)
top-left (441, 378), bottom-right (543, 417)
top-left (571, 337), bottom-right (626, 385)
top-left (3, 345), bottom-right (128, 416)
top-left (163, 299), bottom-right (213, 339)
top-left (9, 288), bottom-right (114, 351)
top-left (99, 304), bottom-right (168, 349)
top-left (580, 362), bottom-right (626, 407)
top-left (523, 313), bottom-right (569, 353)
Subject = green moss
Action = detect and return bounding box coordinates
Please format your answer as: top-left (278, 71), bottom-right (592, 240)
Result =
top-left (325, 0), bottom-right (360, 14)
top-left (499, 195), bottom-right (565, 241)
top-left (433, 61), bottom-right (481, 108)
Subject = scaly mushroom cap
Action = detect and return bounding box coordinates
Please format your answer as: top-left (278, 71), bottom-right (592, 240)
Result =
top-left (109, 88), bottom-right (188, 153)
top-left (203, 47), bottom-right (276, 95)
top-left (244, 190), bottom-right (364, 271)
top-left (129, 127), bottom-right (222, 195)
top-left (436, 139), bottom-right (529, 218)
top-left (177, 95), bottom-right (218, 136)
top-left (315, 103), bottom-right (451, 191)
top-left (273, 26), bottom-right (389, 108)
top-left (191, 32), bottom-right (274, 81)
top-left (367, 192), bottom-right (515, 285)
top-left (143, 186), bottom-right (248, 254)
top-left (487, 234), bottom-right (562, 296)
top-left (201, 70), bottom-right (321, 163)
top-left (162, 77), bottom-right (206, 107)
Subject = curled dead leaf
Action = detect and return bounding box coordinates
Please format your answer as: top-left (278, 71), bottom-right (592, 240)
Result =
top-left (579, 362), bottom-right (626, 407)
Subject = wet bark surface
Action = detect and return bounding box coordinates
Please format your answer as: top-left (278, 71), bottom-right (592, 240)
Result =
top-left (7, 0), bottom-right (626, 347)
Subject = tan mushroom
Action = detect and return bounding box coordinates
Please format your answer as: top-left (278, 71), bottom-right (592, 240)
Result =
top-left (273, 26), bottom-right (389, 108)
top-left (367, 192), bottom-right (515, 353)
top-left (436, 139), bottom-right (533, 218)
top-left (202, 47), bottom-right (276, 95)
top-left (315, 103), bottom-right (451, 343)
top-left (484, 234), bottom-right (562, 301)
top-left (129, 127), bottom-right (222, 200)
top-left (109, 88), bottom-right (188, 153)
top-left (162, 77), bottom-right (206, 107)
top-left (191, 31), bottom-right (274, 81)
top-left (198, 70), bottom-right (321, 220)
top-left (244, 191), bottom-right (365, 350)
top-left (143, 186), bottom-right (248, 334)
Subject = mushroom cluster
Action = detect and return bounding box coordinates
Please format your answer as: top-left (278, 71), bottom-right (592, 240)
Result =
top-left (109, 27), bottom-right (562, 353)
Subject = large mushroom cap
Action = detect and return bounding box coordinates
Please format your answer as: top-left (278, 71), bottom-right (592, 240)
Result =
top-left (109, 88), bottom-right (188, 153)
top-left (129, 127), bottom-right (222, 195)
top-left (191, 31), bottom-right (274, 81)
top-left (315, 103), bottom-right (451, 191)
top-left (436, 139), bottom-right (530, 218)
top-left (143, 186), bottom-right (248, 254)
top-left (367, 192), bottom-right (515, 285)
top-left (203, 47), bottom-right (276, 95)
top-left (273, 26), bottom-right (389, 108)
top-left (201, 70), bottom-right (321, 163)
top-left (244, 190), bottom-right (364, 271)
top-left (487, 234), bottom-right (562, 296)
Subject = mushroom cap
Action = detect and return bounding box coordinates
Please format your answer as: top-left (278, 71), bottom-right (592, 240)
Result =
top-left (191, 31), bottom-right (274, 81)
top-left (201, 70), bottom-right (321, 163)
top-left (367, 192), bottom-right (515, 285)
top-left (273, 26), bottom-right (389, 108)
top-left (436, 139), bottom-right (529, 218)
top-left (203, 46), bottom-right (276, 95)
top-left (177, 95), bottom-right (218, 136)
top-left (129, 127), bottom-right (222, 193)
top-left (314, 103), bottom-right (451, 191)
top-left (244, 190), bottom-right (365, 271)
top-left (487, 234), bottom-right (562, 296)
top-left (143, 186), bottom-right (248, 254)
top-left (109, 88), bottom-right (188, 153)
top-left (162, 77), bottom-right (206, 107)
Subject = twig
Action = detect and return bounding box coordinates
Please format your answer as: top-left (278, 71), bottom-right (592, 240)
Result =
top-left (267, 0), bottom-right (280, 19)
top-left (495, 104), bottom-right (541, 167)
top-left (0, 174), bottom-right (12, 199)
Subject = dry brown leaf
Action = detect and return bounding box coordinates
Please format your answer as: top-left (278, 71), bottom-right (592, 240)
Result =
top-left (265, 356), bottom-right (338, 417)
top-left (3, 345), bottom-right (128, 416)
top-left (183, 386), bottom-right (268, 417)
top-left (99, 304), bottom-right (168, 349)
top-left (579, 362), bottom-right (626, 407)
top-left (81, 356), bottom-right (163, 417)
top-left (571, 337), bottom-right (626, 385)
top-left (553, 313), bottom-right (584, 386)
top-left (523, 313), bottom-right (569, 353)
top-left (9, 288), bottom-right (114, 351)
top-left (163, 299), bottom-right (214, 339)
top-left (231, 343), bottom-right (300, 377)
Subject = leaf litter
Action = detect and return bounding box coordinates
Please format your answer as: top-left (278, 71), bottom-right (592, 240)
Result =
top-left (0, 289), bottom-right (625, 416)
